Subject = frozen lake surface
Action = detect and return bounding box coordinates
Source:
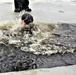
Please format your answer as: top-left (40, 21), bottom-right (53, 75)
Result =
top-left (0, 1), bottom-right (76, 23)
top-left (0, 65), bottom-right (76, 75)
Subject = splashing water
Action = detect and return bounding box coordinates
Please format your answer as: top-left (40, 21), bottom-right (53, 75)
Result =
top-left (0, 20), bottom-right (76, 55)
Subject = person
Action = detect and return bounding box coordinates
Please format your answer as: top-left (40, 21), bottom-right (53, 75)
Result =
top-left (14, 0), bottom-right (31, 12)
top-left (10, 13), bottom-right (34, 35)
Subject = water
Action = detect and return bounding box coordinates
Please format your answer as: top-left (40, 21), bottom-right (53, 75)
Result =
top-left (0, 0), bottom-right (76, 61)
top-left (0, 0), bottom-right (76, 74)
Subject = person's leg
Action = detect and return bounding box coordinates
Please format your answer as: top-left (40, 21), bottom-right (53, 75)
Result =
top-left (14, 0), bottom-right (18, 9)
top-left (23, 0), bottom-right (32, 12)
top-left (14, 0), bottom-right (22, 12)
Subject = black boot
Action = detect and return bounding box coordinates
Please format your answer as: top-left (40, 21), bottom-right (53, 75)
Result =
top-left (25, 7), bottom-right (32, 12)
top-left (14, 8), bottom-right (22, 12)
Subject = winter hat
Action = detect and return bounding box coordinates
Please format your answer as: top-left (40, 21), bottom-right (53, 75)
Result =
top-left (21, 13), bottom-right (34, 24)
